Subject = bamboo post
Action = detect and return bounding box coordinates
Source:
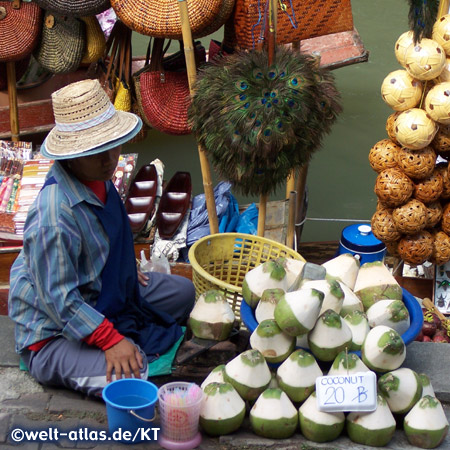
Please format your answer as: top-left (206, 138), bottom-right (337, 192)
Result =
top-left (286, 190), bottom-right (297, 249)
top-left (178, 0), bottom-right (219, 234)
top-left (6, 61), bottom-right (20, 142)
top-left (438, 0), bottom-right (450, 18)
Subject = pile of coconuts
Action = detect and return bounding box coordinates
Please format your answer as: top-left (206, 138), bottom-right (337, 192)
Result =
top-left (191, 254), bottom-right (449, 448)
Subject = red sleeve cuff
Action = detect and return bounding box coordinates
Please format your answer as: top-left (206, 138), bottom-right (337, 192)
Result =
top-left (83, 318), bottom-right (124, 351)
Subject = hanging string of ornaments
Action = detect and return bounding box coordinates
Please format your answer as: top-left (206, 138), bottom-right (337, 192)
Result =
top-left (370, 9), bottom-right (450, 266)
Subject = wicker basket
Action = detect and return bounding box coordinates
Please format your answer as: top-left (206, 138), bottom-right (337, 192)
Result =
top-left (414, 170), bottom-right (444, 204)
top-left (188, 233), bottom-right (304, 325)
top-left (386, 111), bottom-right (401, 144)
top-left (394, 145), bottom-right (436, 180)
top-left (368, 139), bottom-right (399, 173)
top-left (441, 203), bottom-right (450, 235)
top-left (432, 124), bottom-right (450, 152)
top-left (397, 230), bottom-right (434, 265)
top-left (371, 208), bottom-right (402, 242)
top-left (374, 168), bottom-right (414, 207)
top-left (435, 164), bottom-right (450, 199)
top-left (426, 201), bottom-right (443, 227)
top-left (392, 199), bottom-right (428, 235)
top-left (431, 230), bottom-right (450, 265)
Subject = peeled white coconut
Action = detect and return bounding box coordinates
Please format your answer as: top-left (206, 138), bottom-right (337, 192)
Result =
top-left (250, 388), bottom-right (298, 439)
top-left (343, 310), bottom-right (370, 351)
top-left (308, 309), bottom-right (353, 362)
top-left (242, 258), bottom-right (303, 308)
top-left (299, 391), bottom-right (345, 442)
top-left (255, 288), bottom-right (284, 323)
top-left (276, 349), bottom-right (323, 403)
top-left (353, 261), bottom-right (403, 310)
top-left (339, 282), bottom-right (364, 317)
top-left (366, 299), bottom-right (410, 335)
top-left (284, 258), bottom-right (306, 289)
top-left (295, 333), bottom-right (310, 350)
top-left (249, 319), bottom-right (295, 364)
top-left (322, 253), bottom-right (360, 290)
top-left (327, 351), bottom-right (370, 376)
top-left (224, 349), bottom-right (272, 401)
top-left (201, 364), bottom-right (225, 390)
top-left (361, 325), bottom-right (406, 373)
top-left (378, 368), bottom-right (423, 415)
top-left (274, 288), bottom-right (324, 337)
top-left (301, 279), bottom-right (344, 316)
top-left (200, 382), bottom-right (246, 436)
top-left (189, 290), bottom-right (235, 341)
top-left (404, 395), bottom-right (449, 449)
top-left (420, 373), bottom-right (436, 398)
top-left (346, 394), bottom-right (396, 447)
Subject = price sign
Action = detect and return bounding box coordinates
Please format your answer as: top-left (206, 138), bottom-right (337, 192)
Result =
top-left (315, 371), bottom-right (377, 412)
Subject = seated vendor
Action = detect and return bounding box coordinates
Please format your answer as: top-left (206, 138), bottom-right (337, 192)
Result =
top-left (8, 79), bottom-right (195, 397)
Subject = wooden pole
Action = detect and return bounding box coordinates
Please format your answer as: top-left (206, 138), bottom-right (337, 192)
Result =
top-left (178, 0), bottom-right (219, 234)
top-left (286, 190), bottom-right (297, 249)
top-left (6, 61), bottom-right (20, 142)
top-left (286, 169), bottom-right (296, 199)
top-left (438, 0), bottom-right (450, 18)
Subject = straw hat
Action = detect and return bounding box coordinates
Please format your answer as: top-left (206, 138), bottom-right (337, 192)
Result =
top-left (41, 79), bottom-right (142, 160)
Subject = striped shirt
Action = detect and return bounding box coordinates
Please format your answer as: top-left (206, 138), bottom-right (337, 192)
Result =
top-left (9, 161), bottom-right (111, 353)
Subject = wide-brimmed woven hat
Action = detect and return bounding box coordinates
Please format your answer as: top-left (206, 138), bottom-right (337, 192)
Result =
top-left (41, 79), bottom-right (142, 160)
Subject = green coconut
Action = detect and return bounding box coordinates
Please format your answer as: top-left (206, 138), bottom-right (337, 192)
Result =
top-left (343, 310), bottom-right (370, 351)
top-left (274, 288), bottom-right (324, 337)
top-left (224, 349), bottom-right (272, 401)
top-left (378, 368), bottom-right (423, 415)
top-left (346, 394), bottom-right (396, 447)
top-left (322, 253), bottom-right (360, 290)
top-left (201, 364), bottom-right (226, 390)
top-left (404, 395), bottom-right (449, 449)
top-left (200, 382), bottom-right (246, 436)
top-left (339, 282), bottom-right (365, 317)
top-left (308, 309), bottom-right (353, 362)
top-left (419, 373), bottom-right (436, 398)
top-left (366, 299), bottom-right (410, 335)
top-left (327, 351), bottom-right (370, 376)
top-left (189, 290), bottom-right (235, 341)
top-left (255, 288), bottom-right (285, 323)
top-left (250, 388), bottom-right (298, 439)
top-left (249, 319), bottom-right (295, 364)
top-left (242, 258), bottom-right (304, 308)
top-left (353, 261), bottom-right (403, 310)
top-left (276, 349), bottom-right (323, 403)
top-left (299, 391), bottom-right (345, 442)
top-left (361, 325), bottom-right (406, 373)
top-left (301, 279), bottom-right (344, 316)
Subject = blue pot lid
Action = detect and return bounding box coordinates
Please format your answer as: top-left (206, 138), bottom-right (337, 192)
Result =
top-left (340, 224), bottom-right (385, 253)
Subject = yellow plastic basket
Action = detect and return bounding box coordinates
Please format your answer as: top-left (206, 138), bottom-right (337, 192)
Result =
top-left (188, 233), bottom-right (305, 325)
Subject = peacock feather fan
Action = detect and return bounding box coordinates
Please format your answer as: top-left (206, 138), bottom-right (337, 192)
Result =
top-left (407, 0), bottom-right (440, 43)
top-left (189, 46), bottom-right (342, 196)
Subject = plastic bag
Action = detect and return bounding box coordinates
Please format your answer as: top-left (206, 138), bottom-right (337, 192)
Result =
top-left (236, 203), bottom-right (258, 235)
top-left (140, 250), bottom-right (171, 274)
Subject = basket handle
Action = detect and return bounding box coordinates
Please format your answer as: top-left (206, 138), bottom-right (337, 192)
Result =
top-left (129, 410), bottom-right (156, 422)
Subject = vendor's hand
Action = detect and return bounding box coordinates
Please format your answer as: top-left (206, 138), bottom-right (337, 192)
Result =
top-left (104, 339), bottom-right (143, 382)
top-left (137, 268), bottom-right (149, 287)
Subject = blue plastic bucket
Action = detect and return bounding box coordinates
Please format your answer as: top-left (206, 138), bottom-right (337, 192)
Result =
top-left (102, 378), bottom-right (158, 441)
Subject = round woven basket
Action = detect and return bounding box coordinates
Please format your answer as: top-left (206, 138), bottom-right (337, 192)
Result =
top-left (431, 230), bottom-right (450, 265)
top-left (435, 164), bottom-right (450, 199)
top-left (374, 168), bottom-right (414, 207)
top-left (371, 208), bottom-right (402, 242)
top-left (432, 124), bottom-right (450, 153)
top-left (368, 139), bottom-right (400, 173)
top-left (392, 199), bottom-right (428, 235)
top-left (394, 145), bottom-right (436, 180)
top-left (426, 201), bottom-right (444, 227)
top-left (397, 230), bottom-right (434, 265)
top-left (188, 233), bottom-right (304, 326)
top-left (414, 170), bottom-right (444, 203)
top-left (385, 239), bottom-right (400, 256)
top-left (441, 203), bottom-right (450, 235)
top-left (386, 111), bottom-right (401, 144)
top-left (34, 0), bottom-right (110, 17)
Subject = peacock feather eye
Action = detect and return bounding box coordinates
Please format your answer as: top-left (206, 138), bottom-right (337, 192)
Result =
top-left (255, 119), bottom-right (262, 127)
top-left (287, 99), bottom-right (296, 107)
top-left (268, 71), bottom-right (277, 79)
top-left (261, 98), bottom-right (267, 105)
top-left (236, 80), bottom-right (249, 91)
top-left (277, 120), bottom-right (283, 129)
top-left (273, 99), bottom-right (279, 104)
top-left (264, 128), bottom-right (272, 137)
top-left (263, 91), bottom-right (271, 98)
top-left (252, 68), bottom-right (263, 79)
top-left (266, 102), bottom-right (272, 108)
top-left (279, 71), bottom-right (286, 78)
top-left (290, 77), bottom-right (299, 87)
top-left (270, 91), bottom-right (277, 98)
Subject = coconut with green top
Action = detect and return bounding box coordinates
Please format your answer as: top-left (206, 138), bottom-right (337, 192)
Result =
top-left (189, 290), bottom-right (235, 341)
top-left (274, 288), bottom-right (324, 337)
top-left (420, 373), bottom-right (435, 398)
top-left (378, 367), bottom-right (423, 415)
top-left (242, 258), bottom-right (304, 308)
top-left (201, 364), bottom-right (226, 390)
top-left (353, 261), bottom-right (403, 310)
top-left (339, 282), bottom-right (365, 317)
top-left (366, 299), bottom-right (410, 335)
top-left (250, 319), bottom-right (295, 364)
top-left (224, 349), bottom-right (272, 401)
top-left (276, 349), bottom-right (323, 403)
top-left (404, 395), bottom-right (449, 449)
top-left (322, 253), bottom-right (360, 290)
top-left (361, 325), bottom-right (406, 372)
top-left (255, 288), bottom-right (284, 323)
top-left (250, 388), bottom-right (298, 439)
top-left (199, 382), bottom-right (246, 436)
top-left (343, 310), bottom-right (370, 351)
top-left (301, 279), bottom-right (344, 316)
top-left (308, 309), bottom-right (353, 362)
top-left (327, 351), bottom-right (370, 376)
top-left (299, 391), bottom-right (345, 442)
top-left (346, 393), bottom-right (396, 447)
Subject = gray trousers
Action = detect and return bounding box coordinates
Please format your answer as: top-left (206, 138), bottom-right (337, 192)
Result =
top-left (21, 272), bottom-right (195, 397)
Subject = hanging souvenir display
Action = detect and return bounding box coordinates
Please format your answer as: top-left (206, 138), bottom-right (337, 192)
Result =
top-left (33, 0), bottom-right (110, 18)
